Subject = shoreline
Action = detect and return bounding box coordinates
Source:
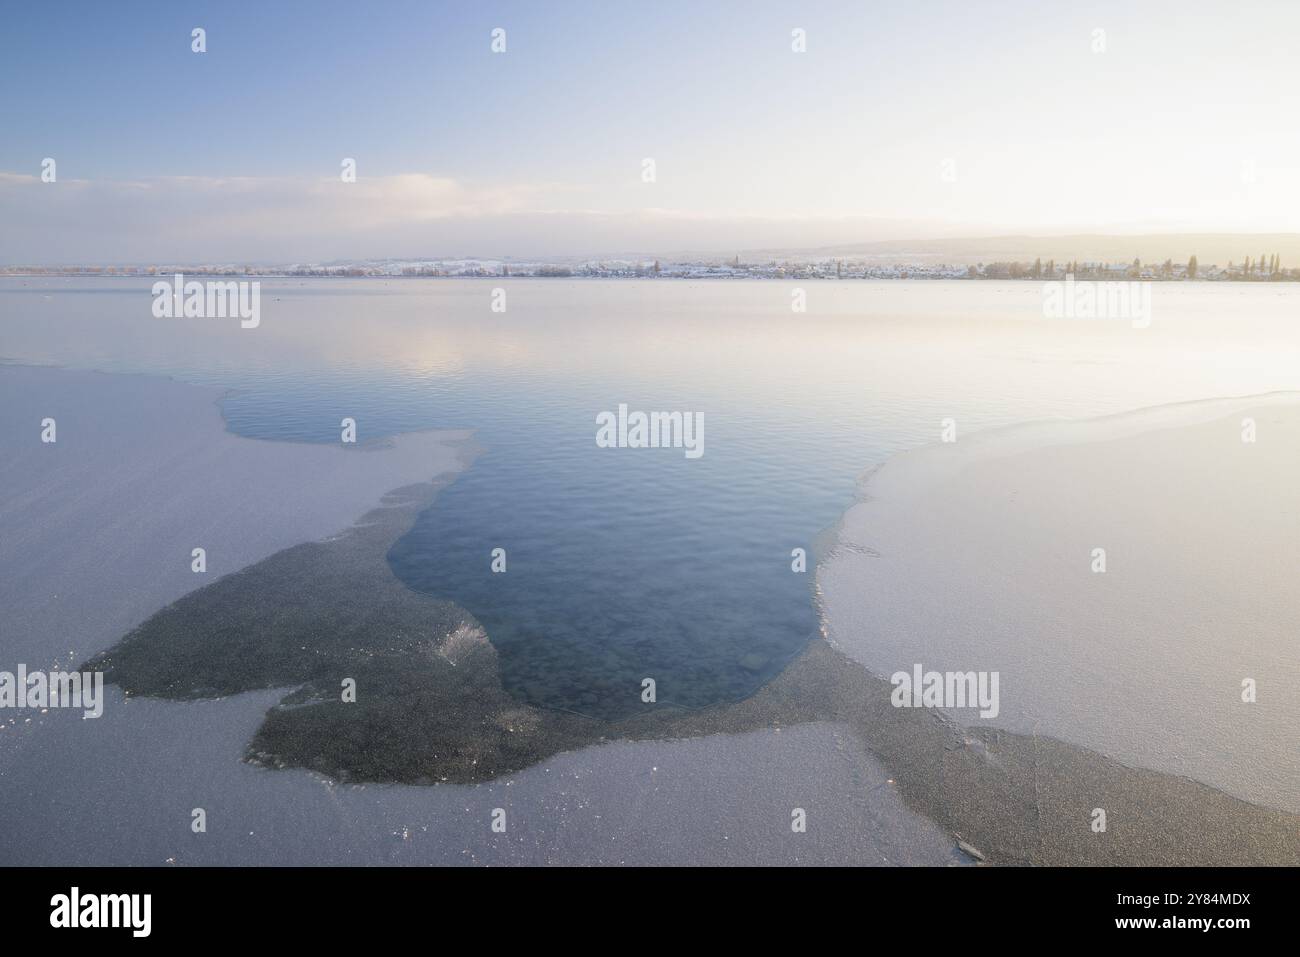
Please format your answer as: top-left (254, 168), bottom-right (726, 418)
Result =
top-left (5, 272), bottom-right (1300, 283)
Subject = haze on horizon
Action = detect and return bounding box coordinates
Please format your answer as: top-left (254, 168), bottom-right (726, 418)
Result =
top-left (2, 0), bottom-right (1298, 264)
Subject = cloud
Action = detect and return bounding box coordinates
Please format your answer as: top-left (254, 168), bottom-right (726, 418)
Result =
top-left (0, 170), bottom-right (972, 264)
top-left (0, 172), bottom-right (572, 263)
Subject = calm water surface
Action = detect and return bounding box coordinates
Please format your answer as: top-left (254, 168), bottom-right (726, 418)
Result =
top-left (4, 278), bottom-right (1299, 716)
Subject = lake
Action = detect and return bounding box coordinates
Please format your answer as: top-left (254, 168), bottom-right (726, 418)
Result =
top-left (4, 278), bottom-right (1299, 718)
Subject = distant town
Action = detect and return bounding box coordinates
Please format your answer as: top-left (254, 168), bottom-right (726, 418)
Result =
top-left (3, 253), bottom-right (1296, 281)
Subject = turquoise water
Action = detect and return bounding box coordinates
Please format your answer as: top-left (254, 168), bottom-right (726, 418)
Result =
top-left (5, 277), bottom-right (1300, 717)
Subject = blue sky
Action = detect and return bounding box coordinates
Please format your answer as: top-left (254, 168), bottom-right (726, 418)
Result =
top-left (2, 0), bottom-right (1298, 262)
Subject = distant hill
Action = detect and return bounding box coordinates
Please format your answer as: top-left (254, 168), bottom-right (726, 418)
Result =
top-left (734, 234), bottom-right (1300, 267)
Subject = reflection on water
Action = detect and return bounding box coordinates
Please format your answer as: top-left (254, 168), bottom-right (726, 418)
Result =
top-left (4, 278), bottom-right (1300, 716)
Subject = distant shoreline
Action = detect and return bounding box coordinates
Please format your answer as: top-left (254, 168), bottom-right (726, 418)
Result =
top-left (3, 269), bottom-right (1298, 282)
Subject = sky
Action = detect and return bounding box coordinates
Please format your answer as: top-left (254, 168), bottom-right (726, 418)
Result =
top-left (2, 0), bottom-right (1298, 263)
